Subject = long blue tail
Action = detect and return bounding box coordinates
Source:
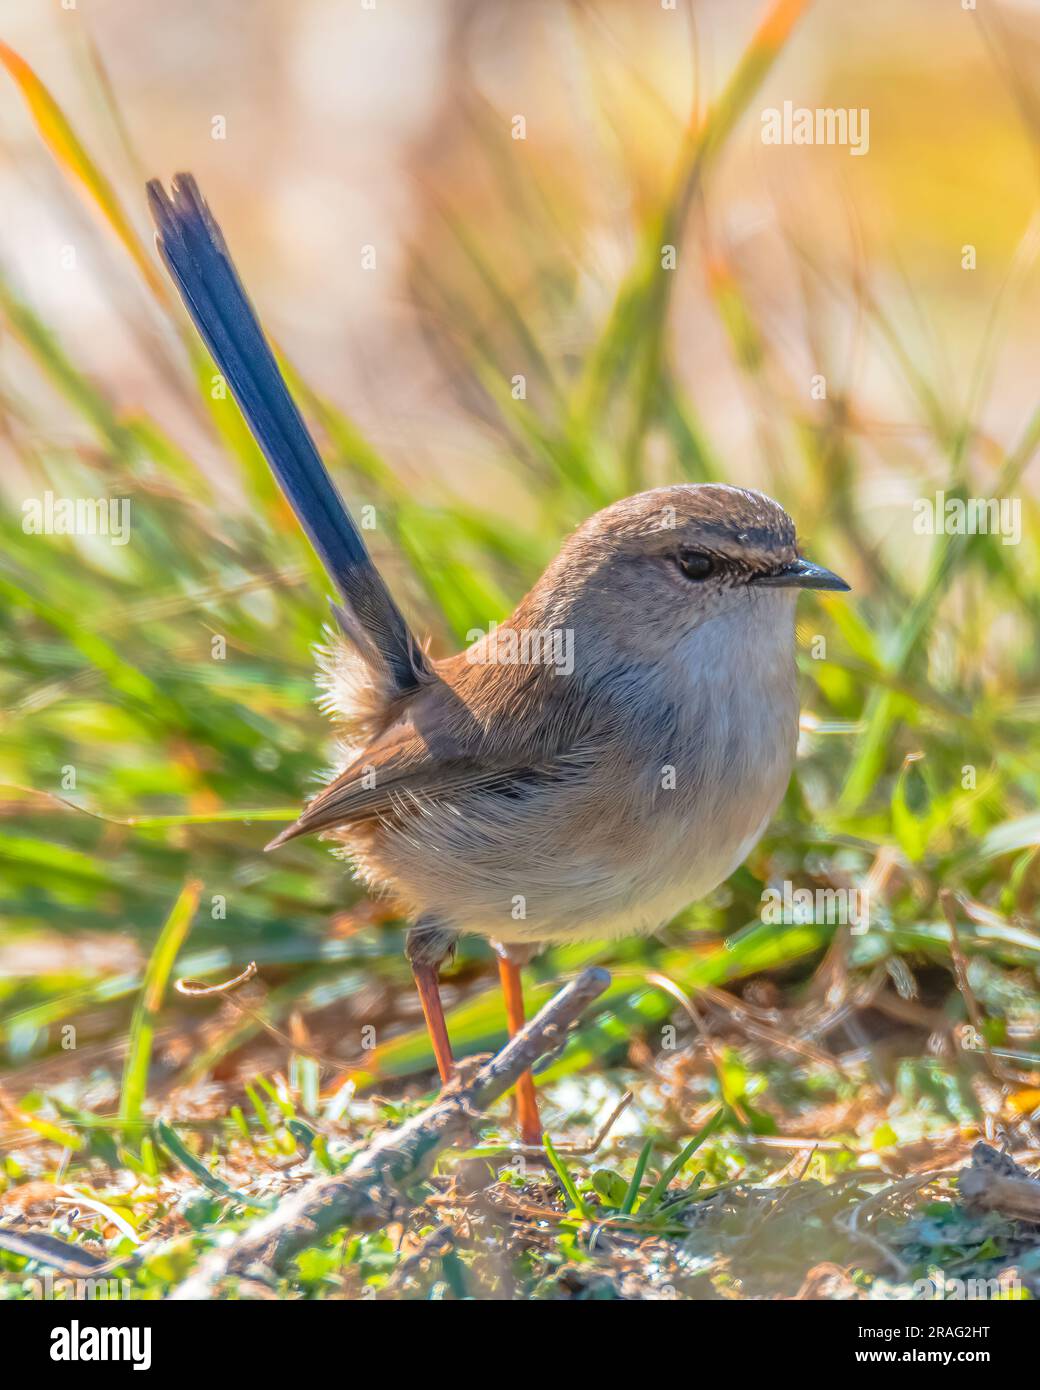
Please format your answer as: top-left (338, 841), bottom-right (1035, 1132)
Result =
top-left (147, 173), bottom-right (427, 694)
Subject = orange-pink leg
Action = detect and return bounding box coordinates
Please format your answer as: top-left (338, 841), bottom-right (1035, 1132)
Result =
top-left (411, 961), bottom-right (455, 1085)
top-left (497, 955), bottom-right (542, 1146)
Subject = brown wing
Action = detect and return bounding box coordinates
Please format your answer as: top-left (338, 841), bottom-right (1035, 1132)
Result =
top-left (265, 735), bottom-right (507, 848)
top-left (267, 617), bottom-right (606, 850)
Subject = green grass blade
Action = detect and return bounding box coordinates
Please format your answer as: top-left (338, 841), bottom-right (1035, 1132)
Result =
top-left (543, 1133), bottom-right (592, 1219)
top-left (638, 1109), bottom-right (724, 1214)
top-left (619, 1137), bottom-right (654, 1215)
top-left (154, 1119), bottom-right (274, 1211)
top-left (119, 880), bottom-right (201, 1125)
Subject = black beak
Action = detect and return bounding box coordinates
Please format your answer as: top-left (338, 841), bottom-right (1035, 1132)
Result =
top-left (753, 558), bottom-right (850, 592)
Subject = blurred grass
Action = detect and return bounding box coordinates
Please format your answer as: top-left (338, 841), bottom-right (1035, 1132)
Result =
top-left (118, 879), bottom-right (199, 1127)
top-left (1, 0), bottom-right (1039, 1184)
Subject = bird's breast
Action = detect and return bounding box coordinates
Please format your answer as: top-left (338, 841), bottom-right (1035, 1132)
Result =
top-left (344, 626), bottom-right (799, 946)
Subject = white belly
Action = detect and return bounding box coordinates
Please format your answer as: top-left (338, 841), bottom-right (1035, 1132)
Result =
top-left (350, 591), bottom-right (800, 946)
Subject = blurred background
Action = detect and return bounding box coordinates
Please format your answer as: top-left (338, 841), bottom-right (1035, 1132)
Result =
top-left (4, 0), bottom-right (1040, 510)
top-left (3, 0), bottom-right (1040, 1217)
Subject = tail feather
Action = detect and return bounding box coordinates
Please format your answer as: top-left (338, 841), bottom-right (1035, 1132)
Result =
top-left (147, 172), bottom-right (428, 695)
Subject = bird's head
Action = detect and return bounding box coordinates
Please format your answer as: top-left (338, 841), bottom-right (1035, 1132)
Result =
top-left (529, 483), bottom-right (849, 662)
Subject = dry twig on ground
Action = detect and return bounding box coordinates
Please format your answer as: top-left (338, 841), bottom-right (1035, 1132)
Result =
top-left (169, 966), bottom-right (611, 1299)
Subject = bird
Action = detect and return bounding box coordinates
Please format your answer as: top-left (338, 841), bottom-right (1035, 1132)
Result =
top-left (147, 173), bottom-right (850, 1146)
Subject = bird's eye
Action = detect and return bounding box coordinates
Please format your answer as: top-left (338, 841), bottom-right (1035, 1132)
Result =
top-left (676, 548), bottom-right (715, 581)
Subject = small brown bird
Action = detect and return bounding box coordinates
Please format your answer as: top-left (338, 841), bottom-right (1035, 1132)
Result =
top-left (149, 174), bottom-right (849, 1145)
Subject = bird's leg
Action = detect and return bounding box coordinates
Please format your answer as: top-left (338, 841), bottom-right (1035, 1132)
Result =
top-left (406, 919), bottom-right (459, 1086)
top-left (493, 941), bottom-right (542, 1146)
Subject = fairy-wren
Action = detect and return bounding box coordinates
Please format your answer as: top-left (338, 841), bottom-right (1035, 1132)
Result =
top-left (148, 174), bottom-right (849, 1144)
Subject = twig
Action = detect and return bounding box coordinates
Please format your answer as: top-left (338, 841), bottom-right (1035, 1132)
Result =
top-left (959, 1140), bottom-right (1040, 1220)
top-left (179, 963), bottom-right (374, 1075)
top-left (698, 983), bottom-right (848, 1075)
top-left (960, 1168), bottom-right (1040, 1219)
top-left (168, 966), bottom-right (610, 1299)
top-left (644, 970), bottom-right (751, 1127)
top-left (939, 889), bottom-right (1015, 1085)
top-left (839, 1170), bottom-right (958, 1280)
top-left (175, 962), bottom-right (257, 996)
top-left (508, 1090), bottom-right (633, 1158)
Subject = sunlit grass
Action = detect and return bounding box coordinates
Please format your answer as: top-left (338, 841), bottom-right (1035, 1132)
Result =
top-left (1, 0), bottom-right (1039, 1299)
